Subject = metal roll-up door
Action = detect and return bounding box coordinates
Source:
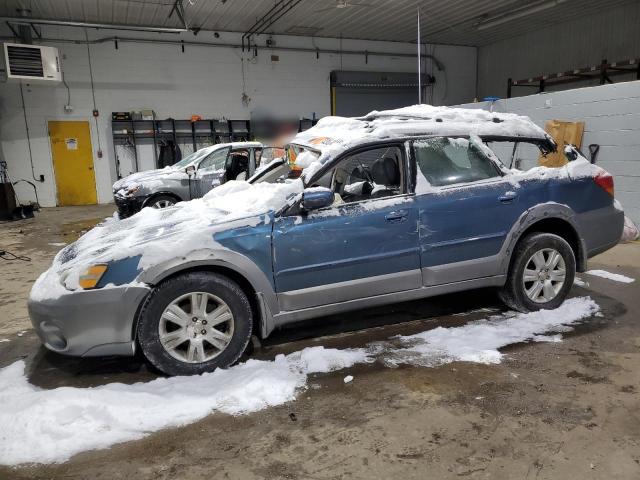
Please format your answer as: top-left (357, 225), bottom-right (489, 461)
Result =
top-left (330, 71), bottom-right (433, 117)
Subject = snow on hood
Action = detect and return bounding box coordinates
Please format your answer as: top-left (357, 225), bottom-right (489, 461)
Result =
top-left (291, 104), bottom-right (553, 180)
top-left (32, 180), bottom-right (303, 300)
top-left (112, 167), bottom-right (189, 194)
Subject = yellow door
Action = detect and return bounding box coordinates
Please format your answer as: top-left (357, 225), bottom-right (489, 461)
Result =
top-left (49, 120), bottom-right (97, 205)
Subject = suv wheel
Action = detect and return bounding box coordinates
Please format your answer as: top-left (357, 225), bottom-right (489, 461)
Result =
top-left (149, 195), bottom-right (177, 209)
top-left (137, 272), bottom-right (253, 376)
top-left (499, 233), bottom-right (576, 312)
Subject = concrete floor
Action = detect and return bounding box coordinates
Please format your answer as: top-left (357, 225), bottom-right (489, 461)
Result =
top-left (1, 205), bottom-right (639, 479)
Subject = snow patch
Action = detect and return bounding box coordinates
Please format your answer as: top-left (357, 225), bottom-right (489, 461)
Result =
top-left (0, 297), bottom-right (601, 466)
top-left (573, 276), bottom-right (589, 287)
top-left (382, 296), bottom-right (600, 367)
top-left (585, 270), bottom-right (635, 283)
top-left (0, 346), bottom-right (368, 466)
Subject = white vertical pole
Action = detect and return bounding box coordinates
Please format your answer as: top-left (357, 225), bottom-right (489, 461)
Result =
top-left (417, 7), bottom-right (422, 104)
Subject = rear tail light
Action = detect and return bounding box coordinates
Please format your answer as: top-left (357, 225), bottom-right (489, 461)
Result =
top-left (594, 171), bottom-right (614, 196)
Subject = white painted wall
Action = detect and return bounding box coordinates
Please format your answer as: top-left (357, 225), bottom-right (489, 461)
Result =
top-left (458, 81), bottom-right (640, 225)
top-left (478, 1), bottom-right (640, 99)
top-left (0, 26), bottom-right (477, 207)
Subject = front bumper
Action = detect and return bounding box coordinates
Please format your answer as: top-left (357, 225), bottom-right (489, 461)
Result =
top-left (114, 194), bottom-right (146, 219)
top-left (28, 283), bottom-right (150, 357)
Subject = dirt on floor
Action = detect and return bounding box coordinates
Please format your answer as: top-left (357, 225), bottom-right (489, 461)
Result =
top-left (0, 206), bottom-right (639, 480)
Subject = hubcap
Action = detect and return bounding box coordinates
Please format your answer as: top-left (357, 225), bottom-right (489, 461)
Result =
top-left (522, 248), bottom-right (566, 303)
top-left (158, 292), bottom-right (234, 363)
top-left (152, 199), bottom-right (174, 209)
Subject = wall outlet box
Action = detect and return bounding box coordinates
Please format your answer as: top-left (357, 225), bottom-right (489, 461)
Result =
top-left (64, 104), bottom-right (74, 113)
top-left (545, 99), bottom-right (553, 108)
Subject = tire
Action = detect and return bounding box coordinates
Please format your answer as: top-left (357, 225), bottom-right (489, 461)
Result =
top-left (147, 194), bottom-right (177, 209)
top-left (499, 232), bottom-right (576, 312)
top-left (137, 272), bottom-right (253, 376)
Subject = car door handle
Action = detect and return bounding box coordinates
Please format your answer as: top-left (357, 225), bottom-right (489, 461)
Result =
top-left (385, 210), bottom-right (408, 223)
top-left (499, 192), bottom-right (517, 203)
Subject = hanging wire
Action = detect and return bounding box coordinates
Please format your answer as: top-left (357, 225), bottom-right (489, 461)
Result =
top-left (85, 29), bottom-right (102, 153)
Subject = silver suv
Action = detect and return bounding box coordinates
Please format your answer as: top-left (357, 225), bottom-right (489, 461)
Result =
top-left (113, 142), bottom-right (279, 218)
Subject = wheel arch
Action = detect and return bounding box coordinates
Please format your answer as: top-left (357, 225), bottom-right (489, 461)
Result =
top-left (503, 205), bottom-right (587, 275)
top-left (133, 256), bottom-right (278, 343)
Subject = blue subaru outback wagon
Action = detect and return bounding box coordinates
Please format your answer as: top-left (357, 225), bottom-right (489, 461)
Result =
top-left (29, 106), bottom-right (624, 375)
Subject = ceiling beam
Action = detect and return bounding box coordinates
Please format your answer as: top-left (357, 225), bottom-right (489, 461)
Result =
top-left (242, 0), bottom-right (304, 50)
top-left (168, 0), bottom-right (189, 30)
top-left (0, 16), bottom-right (188, 34)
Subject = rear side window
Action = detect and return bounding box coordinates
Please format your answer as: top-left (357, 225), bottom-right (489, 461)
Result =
top-left (414, 138), bottom-right (501, 187)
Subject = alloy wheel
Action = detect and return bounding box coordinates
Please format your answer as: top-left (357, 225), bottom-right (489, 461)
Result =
top-left (158, 292), bottom-right (235, 363)
top-left (522, 248), bottom-right (566, 303)
top-left (152, 199), bottom-right (174, 208)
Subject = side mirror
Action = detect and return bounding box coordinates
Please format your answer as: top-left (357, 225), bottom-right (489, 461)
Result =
top-left (302, 188), bottom-right (333, 211)
top-left (185, 165), bottom-right (196, 176)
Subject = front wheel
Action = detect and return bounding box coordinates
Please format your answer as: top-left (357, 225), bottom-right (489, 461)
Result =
top-left (499, 233), bottom-right (576, 312)
top-left (137, 272), bottom-right (253, 376)
top-left (148, 194), bottom-right (177, 209)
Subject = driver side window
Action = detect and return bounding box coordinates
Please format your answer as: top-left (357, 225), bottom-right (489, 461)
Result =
top-left (198, 148), bottom-right (229, 171)
top-left (311, 145), bottom-right (405, 205)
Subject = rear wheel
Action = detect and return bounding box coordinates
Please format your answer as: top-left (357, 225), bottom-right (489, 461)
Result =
top-left (499, 233), bottom-right (575, 312)
top-left (148, 195), bottom-right (177, 209)
top-left (137, 272), bottom-right (253, 376)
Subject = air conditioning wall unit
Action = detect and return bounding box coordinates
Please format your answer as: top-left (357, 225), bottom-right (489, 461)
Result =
top-left (3, 43), bottom-right (62, 84)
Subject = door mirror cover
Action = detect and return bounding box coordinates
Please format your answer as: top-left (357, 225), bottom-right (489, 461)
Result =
top-left (302, 188), bottom-right (333, 211)
top-left (185, 165), bottom-right (196, 175)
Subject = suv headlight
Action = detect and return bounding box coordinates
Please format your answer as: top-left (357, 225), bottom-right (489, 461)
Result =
top-left (124, 184), bottom-right (141, 196)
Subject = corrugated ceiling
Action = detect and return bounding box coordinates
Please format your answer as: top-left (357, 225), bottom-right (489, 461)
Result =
top-left (1, 0), bottom-right (635, 46)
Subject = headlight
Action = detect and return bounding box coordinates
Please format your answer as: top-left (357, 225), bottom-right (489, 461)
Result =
top-left (78, 264), bottom-right (108, 289)
top-left (124, 184), bottom-right (141, 196)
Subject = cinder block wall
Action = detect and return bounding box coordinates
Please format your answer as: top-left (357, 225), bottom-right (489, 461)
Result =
top-left (477, 1), bottom-right (640, 99)
top-left (0, 26), bottom-right (477, 207)
top-left (459, 81), bottom-right (640, 225)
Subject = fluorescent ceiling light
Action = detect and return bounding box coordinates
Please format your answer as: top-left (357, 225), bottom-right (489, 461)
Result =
top-left (477, 0), bottom-right (568, 30)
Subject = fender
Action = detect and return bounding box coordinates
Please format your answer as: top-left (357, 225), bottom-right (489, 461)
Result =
top-left (497, 202), bottom-right (587, 275)
top-left (137, 248), bottom-right (279, 337)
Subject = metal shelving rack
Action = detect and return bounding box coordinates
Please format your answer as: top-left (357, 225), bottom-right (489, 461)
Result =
top-left (111, 119), bottom-right (137, 178)
top-left (507, 57), bottom-right (640, 98)
top-left (111, 117), bottom-right (313, 177)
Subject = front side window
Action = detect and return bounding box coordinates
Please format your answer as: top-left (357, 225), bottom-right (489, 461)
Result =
top-left (198, 148), bottom-right (229, 171)
top-left (309, 145), bottom-right (405, 205)
top-left (414, 137), bottom-right (501, 187)
top-left (224, 149), bottom-right (250, 181)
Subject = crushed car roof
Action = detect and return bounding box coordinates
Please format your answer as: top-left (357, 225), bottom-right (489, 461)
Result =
top-left (291, 104), bottom-right (554, 157)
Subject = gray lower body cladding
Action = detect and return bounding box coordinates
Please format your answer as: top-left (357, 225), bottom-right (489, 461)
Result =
top-left (577, 204), bottom-right (624, 259)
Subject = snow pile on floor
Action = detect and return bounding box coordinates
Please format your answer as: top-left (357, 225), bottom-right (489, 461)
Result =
top-left (586, 269), bottom-right (635, 283)
top-left (1, 297), bottom-right (602, 465)
top-left (0, 346), bottom-right (367, 466)
top-left (382, 297), bottom-right (600, 367)
top-left (31, 179), bottom-right (303, 300)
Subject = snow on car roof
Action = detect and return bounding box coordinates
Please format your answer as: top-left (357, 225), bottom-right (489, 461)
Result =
top-left (291, 104), bottom-right (553, 159)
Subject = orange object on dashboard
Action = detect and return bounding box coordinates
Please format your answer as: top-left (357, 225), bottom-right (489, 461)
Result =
top-left (190, 115), bottom-right (202, 122)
